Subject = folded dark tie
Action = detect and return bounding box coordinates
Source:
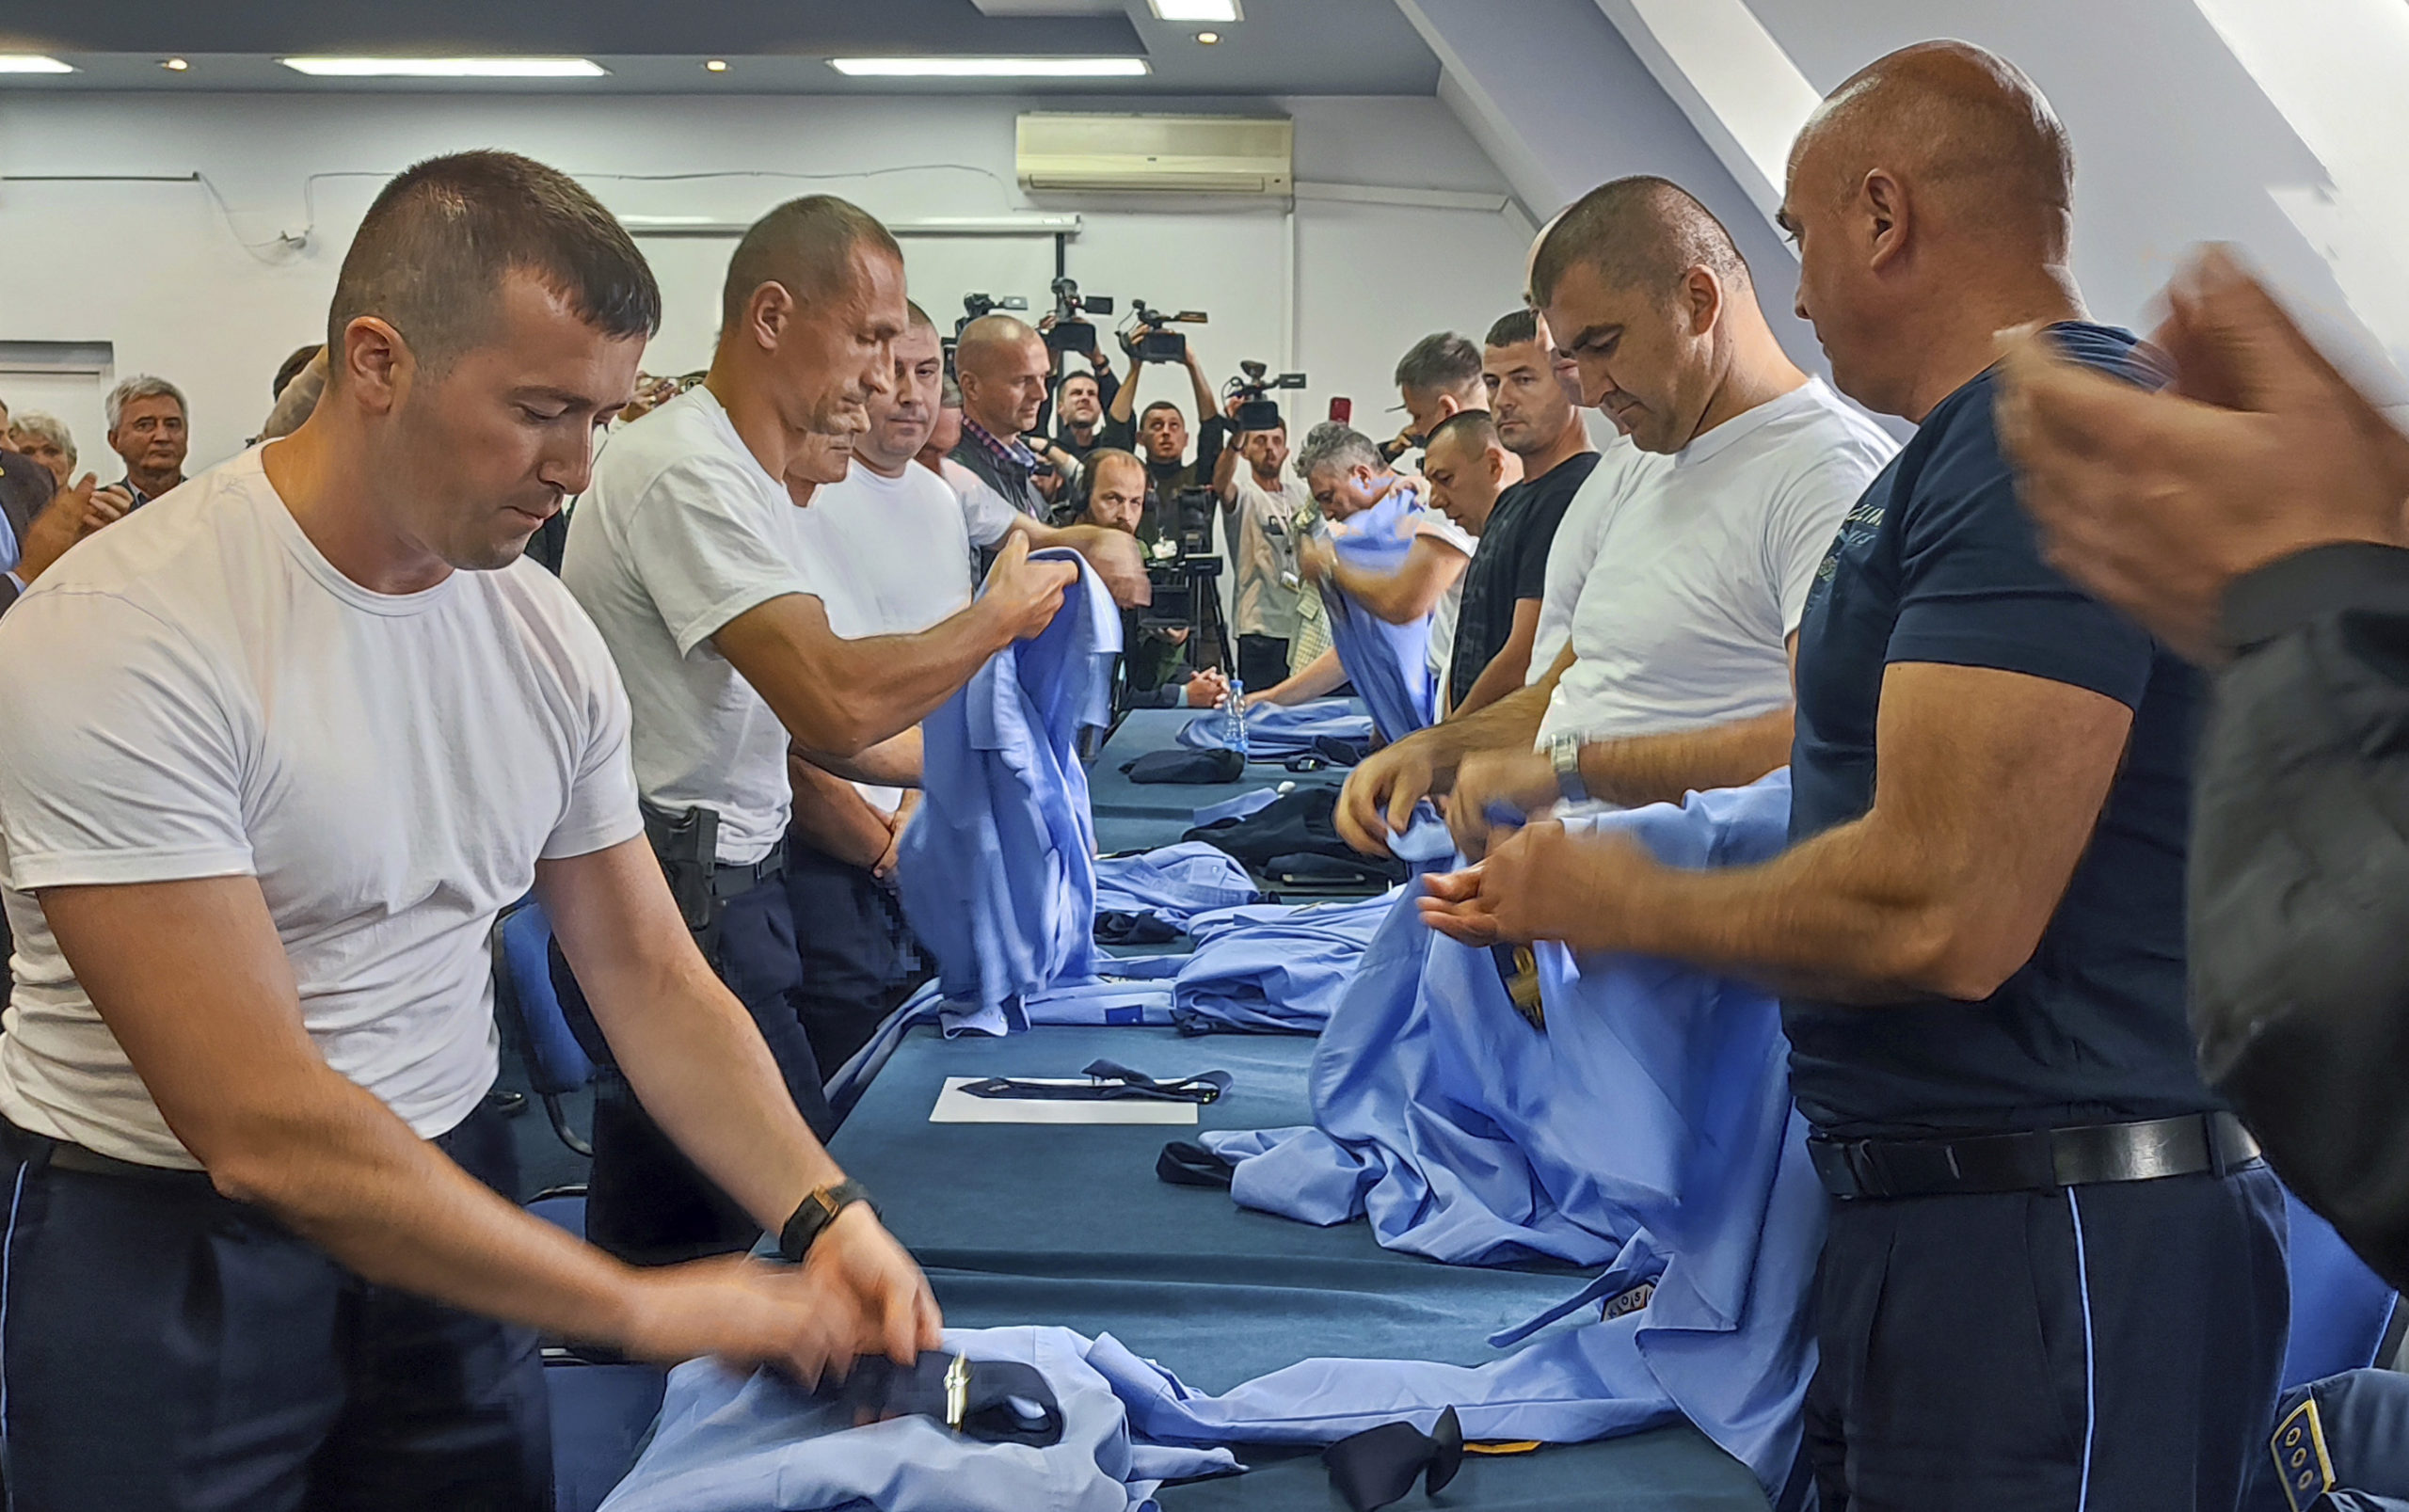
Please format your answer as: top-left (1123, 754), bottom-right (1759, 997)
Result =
top-left (1095, 910), bottom-right (1183, 946)
top-left (962, 1059), bottom-right (1232, 1105)
top-left (1322, 1405), bottom-right (1464, 1510)
top-left (1157, 1139), bottom-right (1238, 1188)
top-left (820, 1352), bottom-right (1064, 1448)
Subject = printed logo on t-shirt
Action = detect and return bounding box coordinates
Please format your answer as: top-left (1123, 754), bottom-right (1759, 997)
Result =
top-left (1811, 500), bottom-right (1886, 597)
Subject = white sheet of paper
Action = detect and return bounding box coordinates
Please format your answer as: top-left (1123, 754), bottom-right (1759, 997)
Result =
top-left (928, 1075), bottom-right (1201, 1125)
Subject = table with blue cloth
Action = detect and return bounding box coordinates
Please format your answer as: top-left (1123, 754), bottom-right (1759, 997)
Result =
top-left (828, 1022), bottom-right (1771, 1509)
top-left (1089, 707), bottom-right (1348, 853)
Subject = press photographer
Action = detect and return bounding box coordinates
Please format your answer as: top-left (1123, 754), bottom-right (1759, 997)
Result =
top-left (1210, 361), bottom-right (1315, 691)
top-left (1096, 299), bottom-right (1220, 542)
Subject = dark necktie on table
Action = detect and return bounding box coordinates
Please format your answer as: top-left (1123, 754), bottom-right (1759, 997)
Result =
top-left (1321, 1405), bottom-right (1464, 1510)
top-left (962, 1059), bottom-right (1231, 1105)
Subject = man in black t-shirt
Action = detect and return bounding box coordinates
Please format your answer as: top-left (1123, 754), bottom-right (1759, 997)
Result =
top-left (1437, 310), bottom-right (1601, 717)
top-left (1418, 412), bottom-right (1524, 713)
top-left (1421, 45), bottom-right (2286, 1512)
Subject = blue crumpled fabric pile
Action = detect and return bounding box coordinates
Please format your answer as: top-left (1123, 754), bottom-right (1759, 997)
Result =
top-left (1093, 842), bottom-right (1263, 931)
top-left (1187, 773), bottom-right (1826, 1501)
top-left (598, 1327), bottom-right (1241, 1512)
top-left (1173, 699), bottom-right (1374, 761)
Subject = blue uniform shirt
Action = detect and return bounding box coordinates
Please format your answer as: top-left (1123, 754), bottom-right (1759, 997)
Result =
top-left (1783, 323), bottom-right (2215, 1139)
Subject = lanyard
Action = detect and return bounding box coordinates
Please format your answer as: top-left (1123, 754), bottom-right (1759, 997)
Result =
top-left (961, 1058), bottom-right (1231, 1105)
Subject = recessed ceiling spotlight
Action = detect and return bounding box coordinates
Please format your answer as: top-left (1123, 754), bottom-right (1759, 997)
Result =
top-left (704, 58), bottom-right (729, 72)
top-left (280, 56), bottom-right (609, 78)
top-left (0, 55), bottom-right (74, 74)
top-left (161, 57), bottom-right (190, 72)
top-left (1151, 0), bottom-right (1240, 21)
top-left (828, 56), bottom-right (1150, 78)
top-left (1195, 31), bottom-right (1220, 44)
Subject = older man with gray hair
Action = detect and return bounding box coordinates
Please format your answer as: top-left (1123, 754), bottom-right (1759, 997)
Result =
top-left (97, 374), bottom-right (190, 517)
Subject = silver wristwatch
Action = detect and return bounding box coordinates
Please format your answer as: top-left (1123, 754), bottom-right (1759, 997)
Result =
top-left (1548, 732), bottom-right (1589, 805)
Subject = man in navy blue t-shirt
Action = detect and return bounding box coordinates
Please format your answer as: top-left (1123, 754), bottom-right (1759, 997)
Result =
top-left (1423, 40), bottom-right (2287, 1512)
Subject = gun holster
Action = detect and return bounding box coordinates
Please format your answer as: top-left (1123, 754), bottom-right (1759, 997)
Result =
top-left (643, 803), bottom-right (722, 943)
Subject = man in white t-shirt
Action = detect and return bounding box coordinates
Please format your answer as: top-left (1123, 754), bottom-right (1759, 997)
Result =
top-left (1210, 413), bottom-right (1316, 690)
top-left (561, 200), bottom-right (1076, 1264)
top-left (1250, 422), bottom-right (1475, 708)
top-left (1337, 175), bottom-right (1897, 858)
top-left (0, 152), bottom-right (940, 1510)
top-left (779, 302), bottom-right (972, 1071)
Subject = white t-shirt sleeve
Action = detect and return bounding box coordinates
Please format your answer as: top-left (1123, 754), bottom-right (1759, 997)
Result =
top-left (1411, 512), bottom-right (1476, 560)
top-left (623, 456), bottom-right (817, 658)
top-left (949, 465), bottom-right (1020, 549)
top-left (0, 589), bottom-right (254, 891)
top-left (540, 613), bottom-right (646, 862)
top-left (1765, 456), bottom-right (1873, 635)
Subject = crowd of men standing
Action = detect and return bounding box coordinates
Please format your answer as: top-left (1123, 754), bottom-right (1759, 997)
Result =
top-left (2, 29), bottom-right (2408, 1512)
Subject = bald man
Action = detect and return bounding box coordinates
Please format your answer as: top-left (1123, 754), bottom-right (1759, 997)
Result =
top-left (562, 198), bottom-right (1076, 1262)
top-left (950, 313), bottom-right (1056, 521)
top-left (1422, 44), bottom-right (2284, 1509)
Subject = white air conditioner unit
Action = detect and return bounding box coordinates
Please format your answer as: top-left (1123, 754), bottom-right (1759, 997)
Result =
top-left (1016, 113), bottom-right (1293, 196)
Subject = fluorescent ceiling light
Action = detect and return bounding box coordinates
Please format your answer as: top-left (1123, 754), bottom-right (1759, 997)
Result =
top-left (0, 55), bottom-right (74, 73)
top-left (280, 56), bottom-right (608, 78)
top-left (828, 56), bottom-right (1149, 77)
top-left (1150, 0), bottom-right (1241, 21)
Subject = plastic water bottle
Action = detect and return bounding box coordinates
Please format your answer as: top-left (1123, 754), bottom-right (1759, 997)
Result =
top-left (1224, 680), bottom-right (1250, 757)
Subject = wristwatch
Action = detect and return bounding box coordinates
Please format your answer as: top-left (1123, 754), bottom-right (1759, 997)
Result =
top-left (1548, 732), bottom-right (1589, 805)
top-left (777, 1179), bottom-right (878, 1263)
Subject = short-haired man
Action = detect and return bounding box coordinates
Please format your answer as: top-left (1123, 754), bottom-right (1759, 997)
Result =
top-left (1437, 310), bottom-right (1601, 717)
top-left (562, 197), bottom-right (1077, 1263)
top-left (1252, 422), bottom-right (1473, 708)
top-left (0, 151), bottom-right (941, 1508)
top-left (1337, 175), bottom-right (1894, 858)
top-left (97, 373), bottom-right (189, 513)
top-left (1424, 45), bottom-right (2287, 1508)
top-left (778, 302), bottom-right (969, 1070)
top-left (1084, 448), bottom-right (1228, 710)
top-left (1097, 324), bottom-right (1222, 540)
top-left (1415, 409), bottom-right (1526, 713)
top-left (951, 313), bottom-right (1056, 522)
top-left (1388, 331), bottom-right (1487, 462)
top-left (1209, 411), bottom-right (1316, 691)
top-left (0, 411), bottom-right (56, 613)
top-left (1051, 367), bottom-right (1114, 463)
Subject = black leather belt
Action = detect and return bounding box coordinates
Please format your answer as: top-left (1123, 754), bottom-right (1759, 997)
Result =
top-left (1808, 1111), bottom-right (2261, 1200)
top-left (710, 851), bottom-right (785, 900)
top-left (45, 1140), bottom-right (209, 1184)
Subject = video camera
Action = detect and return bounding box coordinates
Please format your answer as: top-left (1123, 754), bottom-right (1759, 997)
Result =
top-left (1139, 486), bottom-right (1224, 634)
top-left (1124, 299), bottom-right (1209, 364)
top-left (1043, 278), bottom-right (1115, 358)
top-left (1228, 359), bottom-right (1308, 431)
top-left (956, 291), bottom-right (1029, 338)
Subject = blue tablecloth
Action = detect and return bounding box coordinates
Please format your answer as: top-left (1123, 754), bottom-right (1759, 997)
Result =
top-left (1089, 708), bottom-right (1345, 854)
top-left (828, 1025), bottom-right (1770, 1510)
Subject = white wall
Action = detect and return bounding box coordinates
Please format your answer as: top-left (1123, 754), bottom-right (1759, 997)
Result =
top-left (0, 90), bottom-right (1534, 473)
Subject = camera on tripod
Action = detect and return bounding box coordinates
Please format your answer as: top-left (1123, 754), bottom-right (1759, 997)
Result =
top-left (1139, 486), bottom-right (1225, 634)
top-left (1228, 360), bottom-right (1308, 431)
top-left (1124, 299), bottom-right (1209, 363)
top-left (1043, 278), bottom-right (1115, 358)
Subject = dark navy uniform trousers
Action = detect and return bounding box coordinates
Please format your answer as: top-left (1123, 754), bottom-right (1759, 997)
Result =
top-left (553, 870), bottom-right (834, 1266)
top-left (0, 1101), bottom-right (547, 1511)
top-left (783, 841), bottom-right (928, 1079)
top-left (1804, 1164), bottom-right (2289, 1511)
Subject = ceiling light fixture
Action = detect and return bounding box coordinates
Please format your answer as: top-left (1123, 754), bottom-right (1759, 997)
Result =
top-left (704, 58), bottom-right (730, 72)
top-left (1195, 31), bottom-right (1221, 44)
top-left (0, 55), bottom-right (74, 74)
top-left (828, 56), bottom-right (1149, 77)
top-left (279, 56), bottom-right (609, 78)
top-left (161, 57), bottom-right (190, 72)
top-left (1150, 0), bottom-right (1241, 22)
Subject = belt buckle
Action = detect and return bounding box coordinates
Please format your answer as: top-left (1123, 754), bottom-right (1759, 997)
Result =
top-left (943, 1354), bottom-right (971, 1432)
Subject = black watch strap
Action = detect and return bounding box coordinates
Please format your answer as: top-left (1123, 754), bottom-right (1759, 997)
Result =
top-left (777, 1179), bottom-right (877, 1263)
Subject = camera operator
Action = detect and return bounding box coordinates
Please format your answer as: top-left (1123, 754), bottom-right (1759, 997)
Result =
top-left (1209, 406), bottom-right (1315, 692)
top-left (1083, 449), bottom-right (1229, 710)
top-left (1097, 318), bottom-right (1221, 542)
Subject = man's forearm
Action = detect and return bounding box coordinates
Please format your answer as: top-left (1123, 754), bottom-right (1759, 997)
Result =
top-left (723, 597), bottom-right (1013, 759)
top-left (1577, 708), bottom-right (1794, 809)
top-left (800, 728), bottom-right (922, 788)
top-left (788, 754), bottom-right (897, 870)
top-left (1412, 679), bottom-right (1554, 785)
top-left (1258, 647), bottom-right (1345, 705)
top-left (1329, 559), bottom-right (1424, 624)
